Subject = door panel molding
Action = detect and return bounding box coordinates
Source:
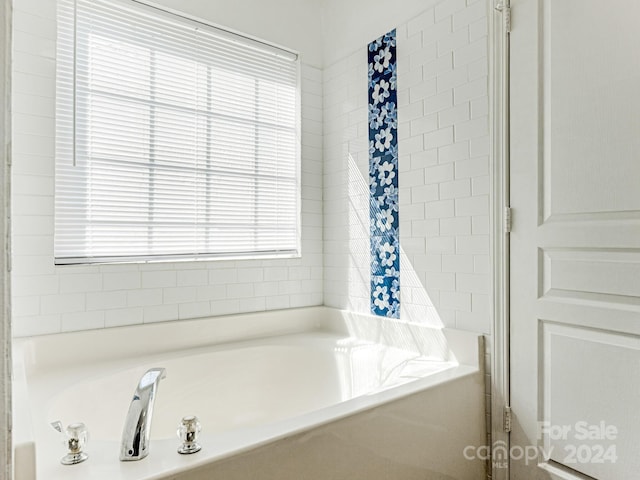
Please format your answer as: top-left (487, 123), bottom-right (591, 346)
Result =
top-left (510, 1), bottom-right (640, 479)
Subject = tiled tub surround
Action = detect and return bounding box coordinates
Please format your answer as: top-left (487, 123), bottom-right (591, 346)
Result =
top-left (368, 29), bottom-right (400, 318)
top-left (13, 306), bottom-right (485, 480)
top-left (324, 0), bottom-right (490, 334)
top-left (11, 0), bottom-right (323, 337)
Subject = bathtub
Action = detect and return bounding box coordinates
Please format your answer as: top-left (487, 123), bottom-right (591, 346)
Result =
top-left (13, 306), bottom-right (486, 480)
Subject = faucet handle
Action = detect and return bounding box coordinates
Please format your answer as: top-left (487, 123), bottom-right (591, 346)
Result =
top-left (177, 415), bottom-right (202, 454)
top-left (51, 421), bottom-right (89, 465)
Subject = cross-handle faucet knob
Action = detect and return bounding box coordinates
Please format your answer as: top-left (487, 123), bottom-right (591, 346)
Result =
top-left (51, 421), bottom-right (89, 465)
top-left (177, 415), bottom-right (202, 454)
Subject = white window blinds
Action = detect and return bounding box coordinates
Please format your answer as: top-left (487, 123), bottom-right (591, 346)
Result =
top-left (55, 0), bottom-right (300, 264)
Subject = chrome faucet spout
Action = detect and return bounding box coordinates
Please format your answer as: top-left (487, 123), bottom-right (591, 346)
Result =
top-left (120, 367), bottom-right (166, 461)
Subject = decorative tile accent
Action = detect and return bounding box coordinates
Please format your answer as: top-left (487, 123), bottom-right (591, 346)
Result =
top-left (368, 29), bottom-right (399, 318)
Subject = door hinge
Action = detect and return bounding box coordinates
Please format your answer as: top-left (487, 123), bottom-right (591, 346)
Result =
top-left (495, 2), bottom-right (511, 33)
top-left (504, 207), bottom-right (512, 233)
top-left (503, 405), bottom-right (512, 433)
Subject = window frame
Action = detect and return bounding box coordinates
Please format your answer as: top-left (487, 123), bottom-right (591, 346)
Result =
top-left (54, 0), bottom-right (302, 265)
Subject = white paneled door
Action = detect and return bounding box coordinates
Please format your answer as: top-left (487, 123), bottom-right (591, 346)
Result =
top-left (509, 0), bottom-right (640, 479)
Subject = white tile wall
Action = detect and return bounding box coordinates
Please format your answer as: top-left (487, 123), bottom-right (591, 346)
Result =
top-left (11, 0), bottom-right (323, 337)
top-left (12, 0), bottom-right (489, 337)
top-left (323, 0), bottom-right (490, 334)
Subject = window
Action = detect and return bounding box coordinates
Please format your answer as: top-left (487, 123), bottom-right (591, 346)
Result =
top-left (55, 0), bottom-right (300, 264)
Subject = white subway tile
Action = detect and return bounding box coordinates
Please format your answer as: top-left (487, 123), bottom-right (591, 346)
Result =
top-left (442, 254), bottom-right (474, 273)
top-left (425, 163), bottom-right (455, 184)
top-left (236, 268), bottom-right (264, 283)
top-left (178, 301), bottom-right (212, 320)
top-left (101, 272), bottom-right (141, 291)
top-left (413, 254), bottom-right (442, 272)
top-left (409, 77), bottom-right (437, 102)
top-left (453, 0), bottom-right (487, 30)
top-left (456, 273), bottom-right (489, 294)
top-left (456, 310), bottom-right (490, 334)
top-left (469, 17), bottom-right (488, 41)
top-left (196, 285), bottom-right (227, 302)
top-left (435, 0), bottom-right (467, 21)
top-left (455, 115), bottom-right (488, 141)
top-left (12, 173), bottom-right (53, 196)
top-left (472, 293), bottom-right (490, 315)
top-left (471, 96), bottom-right (488, 118)
top-left (423, 54), bottom-right (453, 80)
top-left (440, 216), bottom-right (472, 236)
top-left (426, 235), bottom-right (456, 253)
top-left (86, 291), bottom-right (127, 311)
top-left (12, 112), bottom-right (54, 137)
top-left (401, 32), bottom-right (424, 57)
top-left (472, 215), bottom-right (490, 234)
top-left (425, 199), bottom-right (455, 219)
top-left (402, 99), bottom-right (427, 122)
top-left (455, 156), bottom-right (489, 178)
top-left (402, 204), bottom-right (426, 222)
top-left (440, 178), bottom-right (471, 200)
top-left (455, 194), bottom-right (488, 216)
top-left (12, 71), bottom-right (55, 97)
top-left (411, 183), bottom-right (439, 203)
top-left (437, 27), bottom-right (469, 56)
top-left (163, 287), bottom-right (197, 304)
top-left (127, 289), bottom-right (163, 307)
top-left (105, 308), bottom-right (143, 328)
top-left (12, 235), bottom-right (52, 257)
top-left (423, 90), bottom-right (453, 115)
top-left (402, 134), bottom-right (425, 155)
top-left (426, 272), bottom-right (456, 291)
top-left (59, 273), bottom-right (102, 293)
top-left (12, 314), bottom-right (61, 337)
top-left (456, 235), bottom-right (490, 254)
top-left (468, 56), bottom-right (488, 81)
top-left (438, 141), bottom-right (469, 163)
top-left (278, 280), bottom-right (302, 295)
top-left (410, 149), bottom-right (438, 170)
top-left (143, 304), bottom-right (179, 323)
top-left (409, 43), bottom-right (438, 70)
top-left (254, 281), bottom-right (280, 297)
top-left (412, 219), bottom-right (440, 237)
top-left (13, 296), bottom-right (40, 317)
top-left (210, 299), bottom-right (240, 316)
top-left (12, 274), bottom-right (58, 297)
top-left (470, 136), bottom-right (490, 157)
top-left (423, 17), bottom-right (453, 47)
top-left (239, 297), bottom-right (267, 313)
top-left (440, 290), bottom-right (472, 311)
top-left (61, 311), bottom-right (105, 332)
top-left (141, 270), bottom-right (177, 288)
top-left (11, 153), bottom-right (54, 176)
top-left (439, 102), bottom-right (471, 129)
top-left (410, 113), bottom-right (438, 136)
top-left (41, 293), bottom-right (85, 315)
top-left (226, 283), bottom-right (255, 299)
top-left (454, 76), bottom-right (487, 104)
top-left (424, 126), bottom-right (454, 150)
top-left (266, 295), bottom-right (291, 310)
top-left (407, 8), bottom-right (435, 36)
top-left (474, 255), bottom-right (490, 274)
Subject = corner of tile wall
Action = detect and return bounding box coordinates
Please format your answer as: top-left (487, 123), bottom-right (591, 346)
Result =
top-left (323, 0), bottom-right (490, 336)
top-left (10, 0), bottom-right (324, 336)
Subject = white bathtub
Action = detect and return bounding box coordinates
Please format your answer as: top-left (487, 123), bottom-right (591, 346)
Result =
top-left (13, 306), bottom-right (486, 480)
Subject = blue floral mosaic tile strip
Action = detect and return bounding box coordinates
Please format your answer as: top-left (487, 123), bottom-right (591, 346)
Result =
top-left (368, 29), bottom-right (399, 318)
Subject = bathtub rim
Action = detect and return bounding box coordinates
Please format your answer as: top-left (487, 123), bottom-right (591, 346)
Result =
top-left (13, 305), bottom-right (485, 480)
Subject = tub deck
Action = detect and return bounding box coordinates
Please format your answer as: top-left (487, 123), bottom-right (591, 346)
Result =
top-left (13, 306), bottom-right (486, 480)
